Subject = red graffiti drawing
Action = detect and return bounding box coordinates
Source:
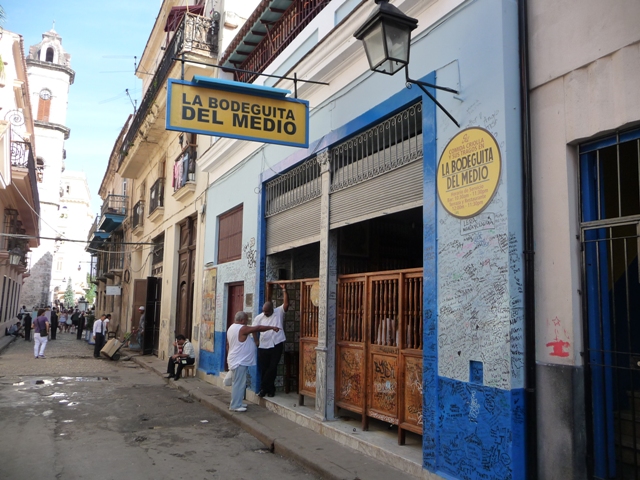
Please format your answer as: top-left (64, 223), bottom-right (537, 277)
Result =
top-left (546, 340), bottom-right (570, 357)
top-left (547, 316), bottom-right (571, 357)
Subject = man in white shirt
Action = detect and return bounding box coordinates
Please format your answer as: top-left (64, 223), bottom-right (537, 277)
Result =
top-left (93, 314), bottom-right (107, 358)
top-left (227, 311), bottom-right (280, 411)
top-left (166, 335), bottom-right (195, 380)
top-left (253, 283), bottom-right (289, 398)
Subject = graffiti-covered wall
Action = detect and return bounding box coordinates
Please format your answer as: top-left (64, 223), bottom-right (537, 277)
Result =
top-left (419, 0), bottom-right (526, 478)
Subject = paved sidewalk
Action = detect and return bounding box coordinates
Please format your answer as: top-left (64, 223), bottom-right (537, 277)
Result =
top-left (0, 332), bottom-right (425, 479)
top-left (132, 354), bottom-right (427, 480)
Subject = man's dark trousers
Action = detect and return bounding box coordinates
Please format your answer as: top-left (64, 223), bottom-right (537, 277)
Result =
top-left (50, 314), bottom-right (58, 340)
top-left (76, 319), bottom-right (84, 340)
top-left (167, 358), bottom-right (195, 378)
top-left (94, 333), bottom-right (104, 358)
top-left (258, 341), bottom-right (284, 395)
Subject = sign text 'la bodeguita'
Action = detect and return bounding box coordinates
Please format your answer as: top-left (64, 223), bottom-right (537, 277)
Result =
top-left (441, 143), bottom-right (494, 190)
top-left (181, 93), bottom-right (298, 136)
top-left (166, 78), bottom-right (309, 148)
top-left (437, 127), bottom-right (501, 219)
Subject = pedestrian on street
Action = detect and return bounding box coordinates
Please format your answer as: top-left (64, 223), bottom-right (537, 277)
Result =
top-left (103, 313), bottom-right (110, 338)
top-left (23, 312), bottom-right (32, 341)
top-left (253, 283), bottom-right (289, 398)
top-left (227, 311), bottom-right (280, 412)
top-left (137, 306), bottom-right (145, 348)
top-left (166, 335), bottom-right (195, 380)
top-left (93, 314), bottom-right (107, 358)
top-left (76, 311), bottom-right (85, 340)
top-left (49, 307), bottom-right (58, 340)
top-left (33, 308), bottom-right (49, 358)
top-left (71, 309), bottom-right (80, 334)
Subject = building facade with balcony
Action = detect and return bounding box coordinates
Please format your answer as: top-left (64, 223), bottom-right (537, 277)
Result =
top-left (20, 27), bottom-right (74, 309)
top-left (92, 1), bottom-right (219, 358)
top-left (0, 30), bottom-right (41, 334)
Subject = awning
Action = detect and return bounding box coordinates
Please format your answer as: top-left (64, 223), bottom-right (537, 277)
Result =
top-left (164, 5), bottom-right (205, 32)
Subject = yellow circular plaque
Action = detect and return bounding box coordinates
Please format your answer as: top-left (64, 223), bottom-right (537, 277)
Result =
top-left (437, 127), bottom-right (501, 218)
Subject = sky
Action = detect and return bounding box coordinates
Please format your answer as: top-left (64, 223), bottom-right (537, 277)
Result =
top-left (4, 0), bottom-right (263, 214)
top-left (3, 0), bottom-right (163, 214)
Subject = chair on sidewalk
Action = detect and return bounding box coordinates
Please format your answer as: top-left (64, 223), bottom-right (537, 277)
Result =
top-left (182, 364), bottom-right (195, 378)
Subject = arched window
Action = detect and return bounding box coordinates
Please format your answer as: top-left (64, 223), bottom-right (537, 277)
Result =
top-left (45, 47), bottom-right (54, 62)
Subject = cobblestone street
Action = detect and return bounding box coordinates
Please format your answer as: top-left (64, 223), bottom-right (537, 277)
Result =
top-left (0, 331), bottom-right (123, 378)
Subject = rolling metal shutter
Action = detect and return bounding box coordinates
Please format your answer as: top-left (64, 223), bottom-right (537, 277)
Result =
top-left (330, 160), bottom-right (423, 228)
top-left (266, 197), bottom-right (321, 254)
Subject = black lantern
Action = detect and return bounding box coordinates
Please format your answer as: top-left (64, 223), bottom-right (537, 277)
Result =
top-left (354, 0), bottom-right (460, 127)
top-left (9, 248), bottom-right (22, 266)
top-left (353, 0), bottom-right (417, 76)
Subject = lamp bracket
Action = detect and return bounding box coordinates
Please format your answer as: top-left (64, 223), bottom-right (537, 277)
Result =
top-left (405, 68), bottom-right (460, 128)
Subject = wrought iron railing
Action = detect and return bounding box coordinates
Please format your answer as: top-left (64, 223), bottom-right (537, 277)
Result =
top-left (173, 148), bottom-right (196, 192)
top-left (150, 178), bottom-right (165, 213)
top-left (108, 242), bottom-right (125, 271)
top-left (330, 102), bottom-right (423, 192)
top-left (87, 217), bottom-right (100, 241)
top-left (118, 12), bottom-right (216, 168)
top-left (223, 0), bottom-right (330, 83)
top-left (264, 156), bottom-right (321, 217)
top-left (101, 194), bottom-right (127, 217)
top-left (10, 140), bottom-right (40, 212)
top-left (132, 200), bottom-right (144, 229)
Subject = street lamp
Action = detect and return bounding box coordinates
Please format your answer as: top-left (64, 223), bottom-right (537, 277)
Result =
top-left (9, 248), bottom-right (22, 266)
top-left (354, 0), bottom-right (460, 127)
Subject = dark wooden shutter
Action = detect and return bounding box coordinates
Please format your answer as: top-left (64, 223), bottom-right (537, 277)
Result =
top-left (218, 205), bottom-right (243, 264)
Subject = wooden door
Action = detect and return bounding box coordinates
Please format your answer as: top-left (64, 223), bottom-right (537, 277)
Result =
top-left (175, 217), bottom-right (196, 339)
top-left (145, 277), bottom-right (161, 356)
top-left (336, 268), bottom-right (423, 443)
top-left (225, 282), bottom-right (244, 370)
top-left (132, 278), bottom-right (147, 349)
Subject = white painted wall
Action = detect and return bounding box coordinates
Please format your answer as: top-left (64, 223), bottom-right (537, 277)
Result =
top-left (529, 0), bottom-right (640, 365)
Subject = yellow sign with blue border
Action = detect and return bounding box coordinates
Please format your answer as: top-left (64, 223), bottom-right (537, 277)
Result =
top-left (166, 76), bottom-right (309, 148)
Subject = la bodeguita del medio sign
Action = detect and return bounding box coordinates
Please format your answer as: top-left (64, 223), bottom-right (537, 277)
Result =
top-left (166, 76), bottom-right (309, 148)
top-left (436, 127), bottom-right (502, 219)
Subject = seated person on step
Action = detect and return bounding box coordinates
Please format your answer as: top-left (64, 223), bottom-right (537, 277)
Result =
top-left (166, 335), bottom-right (195, 380)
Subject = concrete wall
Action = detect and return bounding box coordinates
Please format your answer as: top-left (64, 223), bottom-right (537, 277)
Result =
top-left (529, 0), bottom-right (640, 478)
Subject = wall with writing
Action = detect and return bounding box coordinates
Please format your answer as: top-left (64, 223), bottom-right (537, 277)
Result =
top-left (419, 0), bottom-right (526, 478)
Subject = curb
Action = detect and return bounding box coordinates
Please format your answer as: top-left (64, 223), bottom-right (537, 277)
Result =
top-left (0, 335), bottom-right (16, 355)
top-left (130, 355), bottom-right (416, 480)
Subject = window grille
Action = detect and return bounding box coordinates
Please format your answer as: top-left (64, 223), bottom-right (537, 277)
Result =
top-left (265, 157), bottom-right (321, 217)
top-left (330, 102), bottom-right (422, 193)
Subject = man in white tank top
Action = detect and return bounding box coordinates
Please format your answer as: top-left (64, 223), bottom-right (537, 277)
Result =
top-left (227, 311), bottom-right (280, 412)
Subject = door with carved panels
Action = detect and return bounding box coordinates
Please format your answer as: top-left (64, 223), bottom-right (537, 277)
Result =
top-left (336, 268), bottom-right (423, 444)
top-left (175, 217), bottom-right (196, 339)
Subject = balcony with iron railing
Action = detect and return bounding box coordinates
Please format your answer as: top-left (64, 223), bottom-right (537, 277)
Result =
top-left (118, 12), bottom-right (218, 178)
top-left (108, 245), bottom-right (125, 273)
top-left (132, 200), bottom-right (144, 231)
top-left (10, 139), bottom-right (40, 244)
top-left (99, 194), bottom-right (127, 233)
top-left (221, 0), bottom-right (330, 83)
top-left (87, 216), bottom-right (109, 253)
top-left (172, 147), bottom-right (196, 201)
top-left (149, 178), bottom-right (165, 220)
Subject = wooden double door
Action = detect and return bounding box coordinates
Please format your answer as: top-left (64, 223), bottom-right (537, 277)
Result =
top-left (175, 216), bottom-right (197, 339)
top-left (335, 268), bottom-right (423, 443)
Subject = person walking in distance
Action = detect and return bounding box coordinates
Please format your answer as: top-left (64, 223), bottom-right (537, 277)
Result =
top-left (93, 314), bottom-right (107, 358)
top-left (33, 308), bottom-right (49, 359)
top-left (76, 311), bottom-right (85, 340)
top-left (253, 283), bottom-right (289, 397)
top-left (23, 311), bottom-right (32, 342)
top-left (49, 307), bottom-right (58, 340)
top-left (227, 311), bottom-right (280, 412)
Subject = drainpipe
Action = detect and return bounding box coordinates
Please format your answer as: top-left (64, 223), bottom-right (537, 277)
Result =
top-left (518, 0), bottom-right (537, 478)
